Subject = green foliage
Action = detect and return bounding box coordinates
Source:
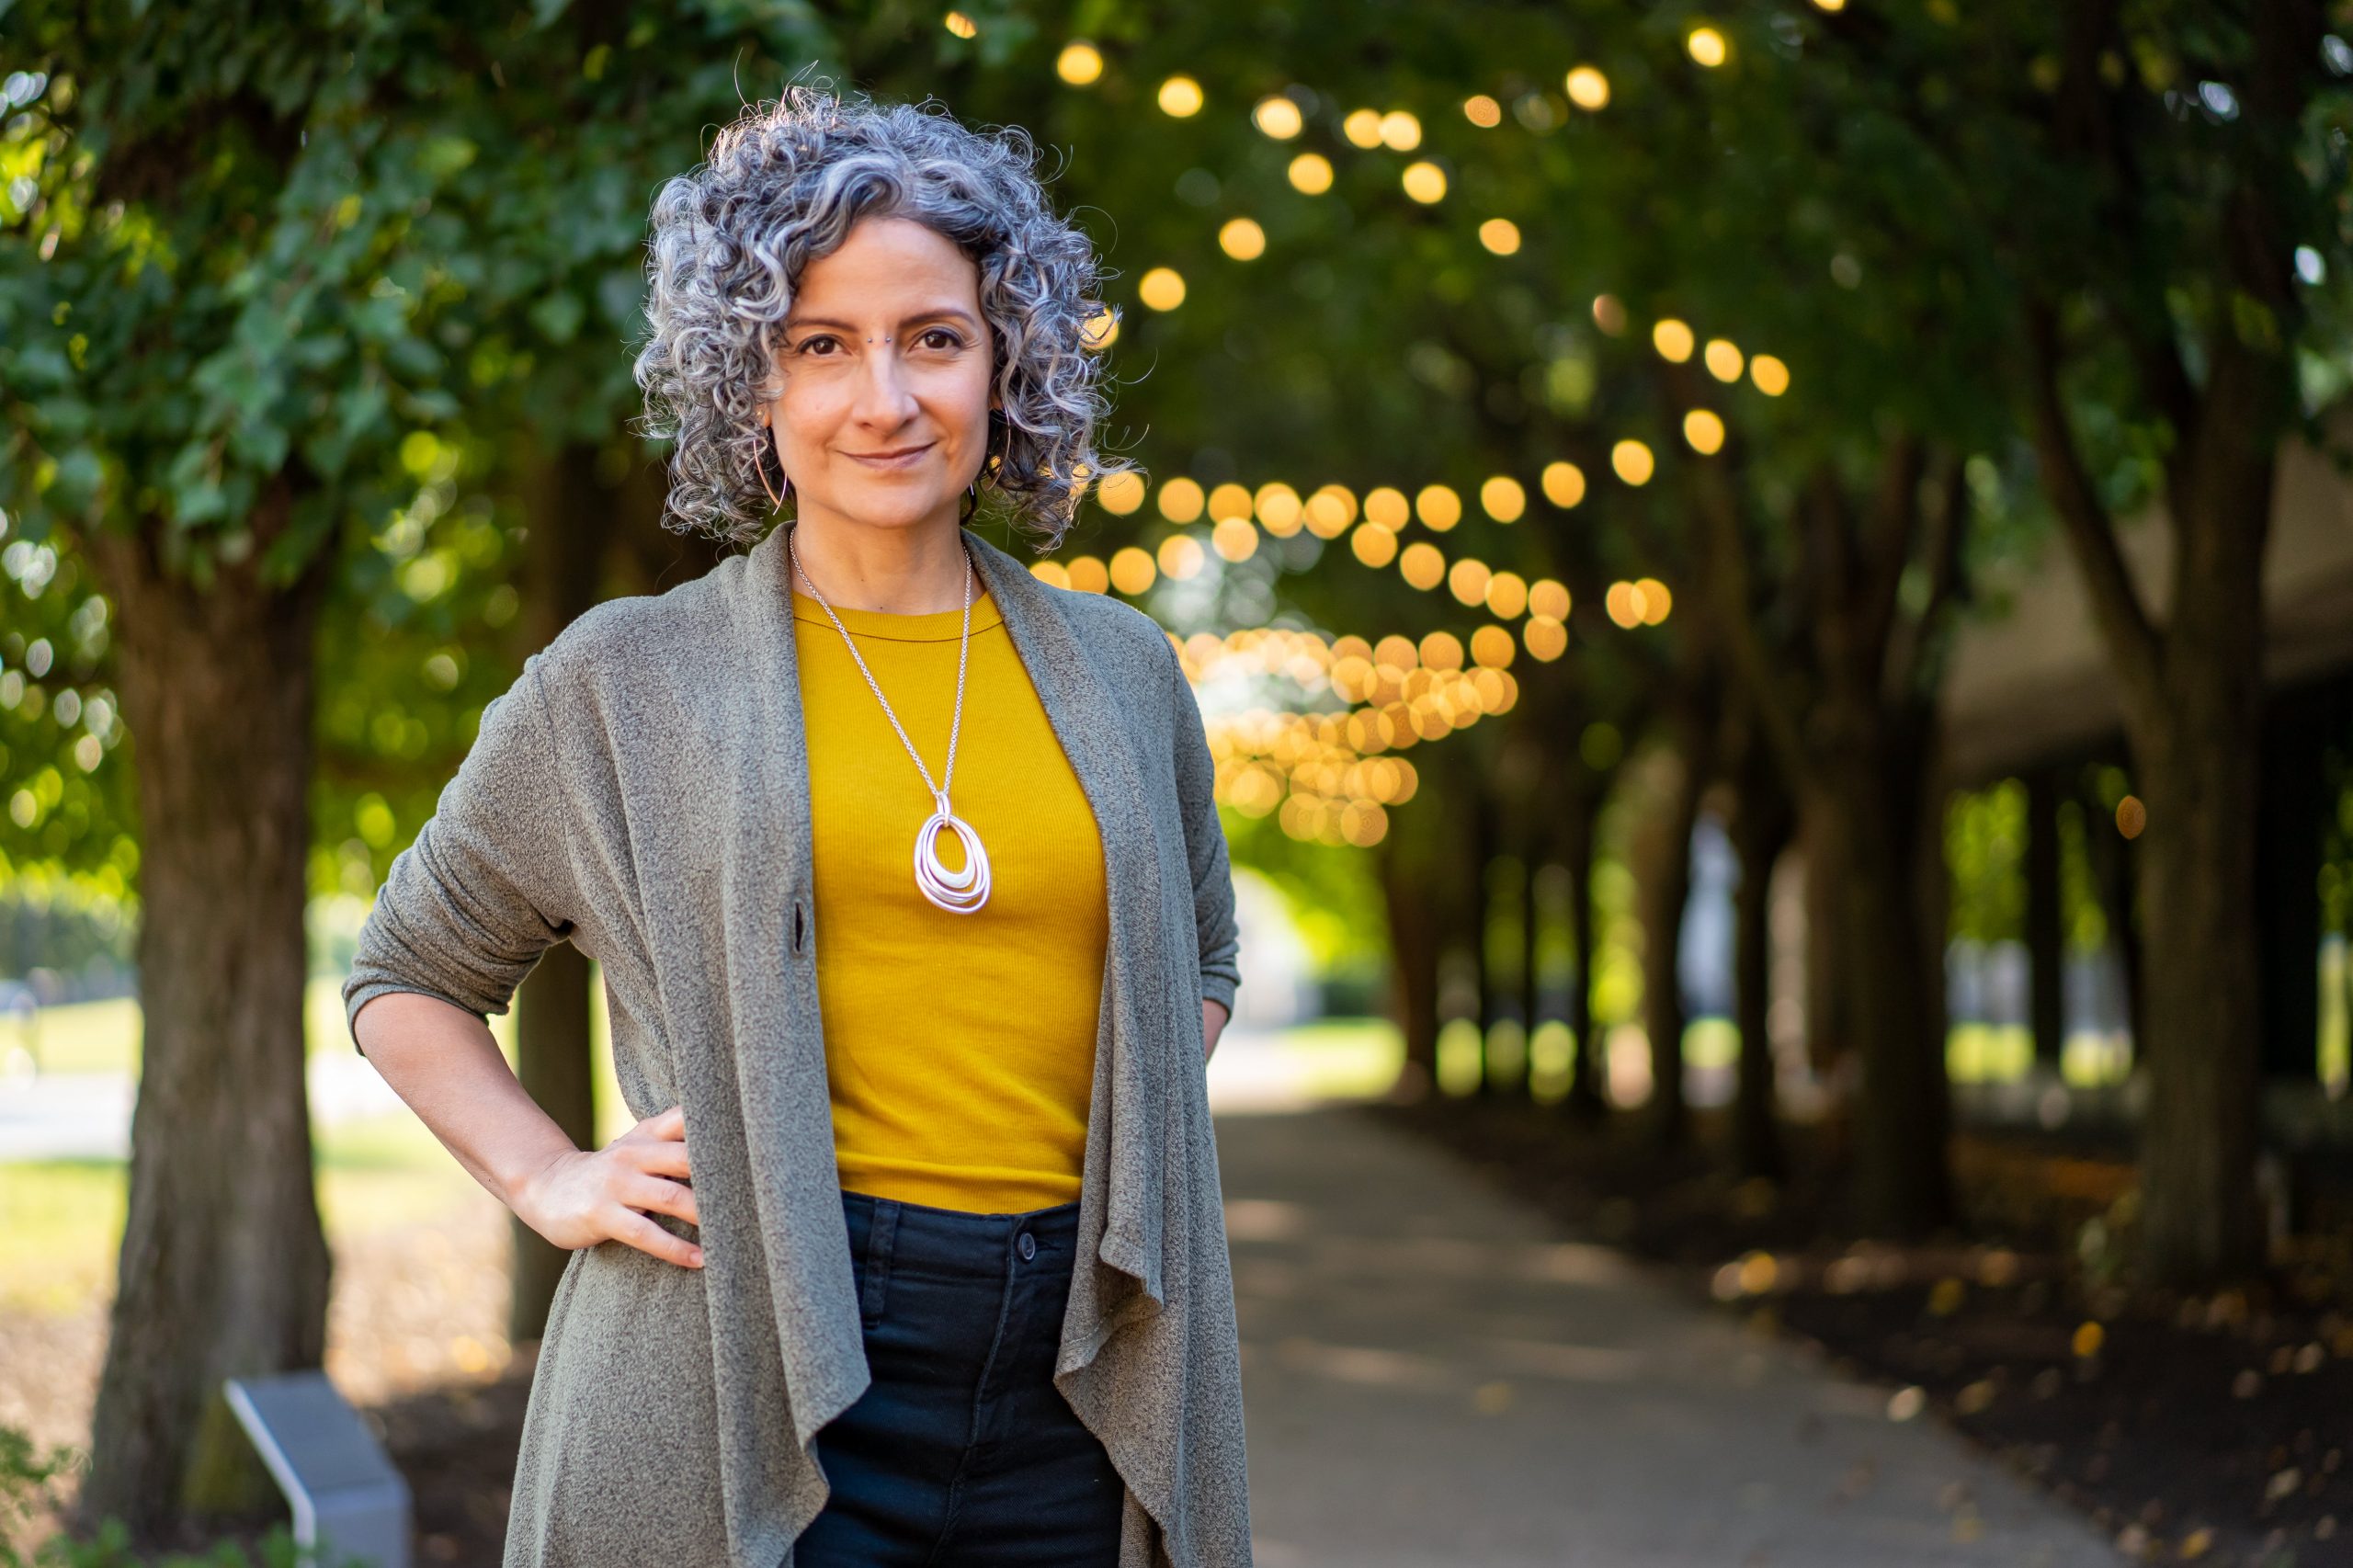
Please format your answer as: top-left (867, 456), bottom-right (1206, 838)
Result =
top-left (1947, 779), bottom-right (2029, 945)
top-left (0, 1421), bottom-right (366, 1568)
top-left (0, 525), bottom-right (131, 883)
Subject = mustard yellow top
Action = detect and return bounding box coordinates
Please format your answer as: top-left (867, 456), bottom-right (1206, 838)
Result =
top-left (792, 582), bottom-right (1109, 1214)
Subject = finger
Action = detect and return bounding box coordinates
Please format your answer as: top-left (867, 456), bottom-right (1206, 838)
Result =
top-left (623, 1139), bottom-right (694, 1182)
top-left (625, 1175), bottom-right (700, 1229)
top-left (615, 1210), bottom-right (704, 1269)
top-left (642, 1104), bottom-right (687, 1138)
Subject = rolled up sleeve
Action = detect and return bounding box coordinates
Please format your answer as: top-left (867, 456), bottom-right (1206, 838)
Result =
top-left (343, 655), bottom-right (578, 1053)
top-left (1163, 635), bottom-right (1241, 1015)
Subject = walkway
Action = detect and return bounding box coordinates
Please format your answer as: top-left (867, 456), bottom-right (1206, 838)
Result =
top-left (1211, 1076), bottom-right (2122, 1565)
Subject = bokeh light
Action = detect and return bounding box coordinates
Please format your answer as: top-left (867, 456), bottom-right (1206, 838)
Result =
top-left (1479, 218), bottom-right (1522, 256)
top-left (1289, 153), bottom-right (1335, 194)
top-left (1158, 75), bottom-right (1204, 117)
top-left (1611, 439), bottom-right (1655, 484)
top-left (1480, 475), bottom-right (1526, 521)
top-left (1139, 267), bottom-right (1187, 311)
top-left (1400, 541), bottom-right (1447, 590)
top-left (1415, 484), bottom-right (1462, 530)
top-left (1096, 471), bottom-right (1146, 514)
top-left (1565, 66), bottom-right (1610, 109)
top-left (1157, 476), bottom-right (1205, 522)
top-left (1402, 162), bottom-right (1448, 203)
top-left (1253, 96), bottom-right (1303, 139)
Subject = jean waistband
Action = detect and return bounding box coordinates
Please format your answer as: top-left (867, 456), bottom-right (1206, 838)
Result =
top-left (840, 1187), bottom-right (1082, 1272)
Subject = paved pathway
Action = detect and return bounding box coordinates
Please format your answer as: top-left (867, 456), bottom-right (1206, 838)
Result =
top-left (1214, 1101), bottom-right (2123, 1567)
top-left (0, 1051), bottom-right (403, 1162)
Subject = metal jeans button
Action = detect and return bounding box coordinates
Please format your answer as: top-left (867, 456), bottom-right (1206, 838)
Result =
top-left (1017, 1231), bottom-right (1037, 1262)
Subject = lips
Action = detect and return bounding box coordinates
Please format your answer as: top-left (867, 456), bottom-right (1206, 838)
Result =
top-left (848, 443), bottom-right (934, 466)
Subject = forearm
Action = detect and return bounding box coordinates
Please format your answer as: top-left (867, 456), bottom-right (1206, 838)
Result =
top-left (353, 990), bottom-right (581, 1214)
top-left (1202, 996), bottom-right (1230, 1064)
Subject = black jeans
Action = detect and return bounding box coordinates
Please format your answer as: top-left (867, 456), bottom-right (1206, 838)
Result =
top-left (795, 1189), bottom-right (1127, 1567)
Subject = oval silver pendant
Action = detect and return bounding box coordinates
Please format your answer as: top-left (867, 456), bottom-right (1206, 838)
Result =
top-left (913, 802), bottom-right (991, 914)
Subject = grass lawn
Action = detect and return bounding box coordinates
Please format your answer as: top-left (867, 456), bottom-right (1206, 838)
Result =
top-left (0, 1113), bottom-right (483, 1317)
top-left (2, 976), bottom-right (360, 1077)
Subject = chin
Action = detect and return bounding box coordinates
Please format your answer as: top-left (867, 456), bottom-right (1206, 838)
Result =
top-left (828, 493), bottom-right (958, 532)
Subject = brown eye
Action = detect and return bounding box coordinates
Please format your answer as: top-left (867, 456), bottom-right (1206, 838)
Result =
top-left (920, 327), bottom-right (964, 350)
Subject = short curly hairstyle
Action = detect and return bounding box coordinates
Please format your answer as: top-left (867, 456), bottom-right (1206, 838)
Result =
top-left (631, 82), bottom-right (1135, 551)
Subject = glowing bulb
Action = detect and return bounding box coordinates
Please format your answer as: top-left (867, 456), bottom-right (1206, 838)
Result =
top-left (1480, 474), bottom-right (1526, 521)
top-left (1056, 41), bottom-right (1104, 85)
top-left (1402, 161), bottom-right (1448, 203)
top-left (1479, 218), bottom-right (1521, 255)
top-left (1653, 318), bottom-right (1695, 361)
top-left (1565, 66), bottom-right (1610, 109)
top-left (1158, 75), bottom-right (1204, 118)
top-left (1219, 217), bottom-right (1267, 260)
top-left (1611, 439), bottom-right (1655, 485)
top-left (1139, 267), bottom-right (1187, 311)
top-left (1254, 96), bottom-right (1303, 139)
top-left (1157, 476), bottom-right (1205, 523)
top-left (1270, 152), bottom-right (1331, 199)
top-left (1541, 461), bottom-right (1586, 508)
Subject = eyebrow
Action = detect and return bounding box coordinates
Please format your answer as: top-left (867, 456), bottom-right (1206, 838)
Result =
top-left (783, 308), bottom-right (982, 334)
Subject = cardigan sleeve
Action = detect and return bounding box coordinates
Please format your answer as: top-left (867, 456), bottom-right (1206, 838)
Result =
top-left (1163, 635), bottom-right (1242, 1015)
top-left (343, 653), bottom-right (579, 1053)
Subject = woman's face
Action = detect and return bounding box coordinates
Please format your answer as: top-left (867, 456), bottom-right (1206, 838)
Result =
top-left (762, 215), bottom-right (996, 537)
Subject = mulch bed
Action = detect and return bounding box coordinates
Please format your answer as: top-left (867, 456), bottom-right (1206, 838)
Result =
top-left (1367, 1090), bottom-right (2353, 1568)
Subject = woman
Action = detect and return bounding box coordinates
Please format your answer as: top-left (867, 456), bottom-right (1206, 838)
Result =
top-left (346, 86), bottom-right (1253, 1568)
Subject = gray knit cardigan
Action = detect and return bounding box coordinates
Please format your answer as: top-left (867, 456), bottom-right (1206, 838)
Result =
top-left (342, 518), bottom-right (1251, 1567)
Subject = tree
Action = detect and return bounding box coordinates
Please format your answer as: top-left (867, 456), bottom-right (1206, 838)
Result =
top-left (1800, 0), bottom-right (2353, 1282)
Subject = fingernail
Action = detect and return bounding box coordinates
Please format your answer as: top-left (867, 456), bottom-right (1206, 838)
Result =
top-left (689, 1247), bottom-right (705, 1266)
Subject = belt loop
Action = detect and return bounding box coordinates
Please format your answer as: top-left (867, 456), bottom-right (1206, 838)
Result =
top-left (860, 1199), bottom-right (898, 1328)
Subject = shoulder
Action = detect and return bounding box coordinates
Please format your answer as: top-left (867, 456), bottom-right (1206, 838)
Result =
top-left (1037, 578), bottom-right (1183, 682)
top-left (531, 551), bottom-right (751, 693)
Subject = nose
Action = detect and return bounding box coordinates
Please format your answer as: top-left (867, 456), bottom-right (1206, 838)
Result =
top-left (850, 340), bottom-right (921, 431)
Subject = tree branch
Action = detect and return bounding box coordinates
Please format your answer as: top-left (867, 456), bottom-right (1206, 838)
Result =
top-left (2025, 301), bottom-right (2165, 710)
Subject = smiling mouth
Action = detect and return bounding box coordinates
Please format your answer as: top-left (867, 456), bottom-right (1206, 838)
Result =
top-left (849, 443), bottom-right (934, 463)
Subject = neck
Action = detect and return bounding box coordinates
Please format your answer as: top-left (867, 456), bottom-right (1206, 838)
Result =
top-left (787, 511), bottom-right (974, 615)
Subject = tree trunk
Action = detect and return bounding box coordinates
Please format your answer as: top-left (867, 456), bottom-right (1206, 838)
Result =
top-left (79, 497), bottom-right (335, 1535)
top-left (2026, 767), bottom-right (2068, 1072)
top-left (1378, 823), bottom-right (1443, 1096)
top-left (2078, 767), bottom-right (2145, 1049)
top-left (507, 442), bottom-right (621, 1343)
top-left (2255, 680), bottom-right (2335, 1083)
top-left (1730, 746), bottom-right (1792, 1183)
top-left (1817, 706), bottom-right (1956, 1237)
top-left (1563, 779), bottom-right (1606, 1119)
top-left (1637, 738), bottom-right (1705, 1148)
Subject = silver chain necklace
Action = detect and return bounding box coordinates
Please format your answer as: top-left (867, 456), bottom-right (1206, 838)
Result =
top-left (789, 526), bottom-right (992, 915)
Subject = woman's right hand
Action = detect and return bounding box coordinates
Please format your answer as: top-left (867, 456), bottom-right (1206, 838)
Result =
top-left (512, 1104), bottom-right (705, 1268)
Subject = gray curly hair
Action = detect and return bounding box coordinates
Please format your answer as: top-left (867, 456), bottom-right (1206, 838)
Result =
top-left (631, 83), bottom-right (1136, 551)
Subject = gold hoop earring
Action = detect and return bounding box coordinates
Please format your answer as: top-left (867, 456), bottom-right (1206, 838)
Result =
top-left (756, 422), bottom-right (790, 511)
